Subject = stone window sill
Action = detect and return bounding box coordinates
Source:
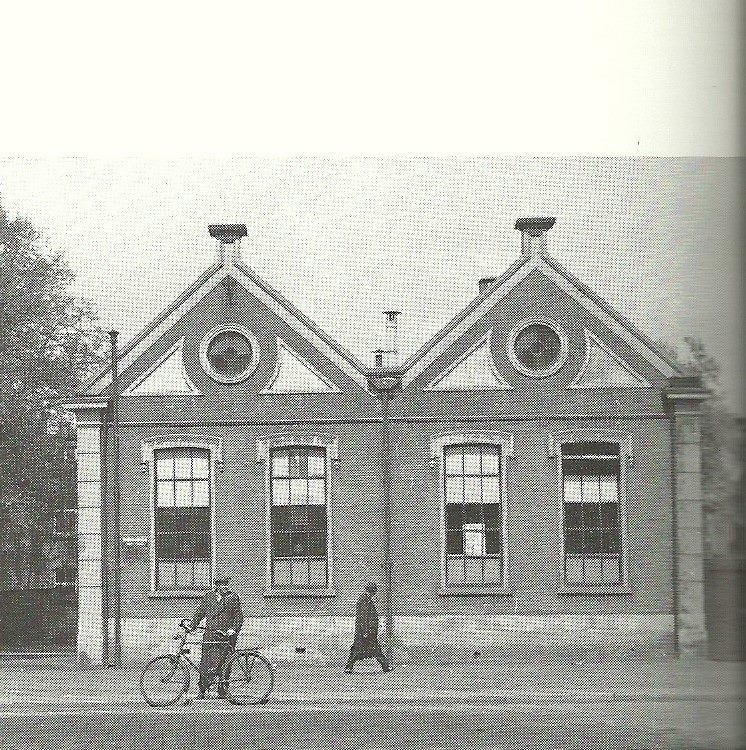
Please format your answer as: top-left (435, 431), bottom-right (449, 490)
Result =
top-left (557, 586), bottom-right (633, 596)
top-left (438, 586), bottom-right (514, 597)
top-left (148, 590), bottom-right (206, 599)
top-left (264, 588), bottom-right (336, 599)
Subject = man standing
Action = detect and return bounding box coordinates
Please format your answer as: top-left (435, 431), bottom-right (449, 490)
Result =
top-left (189, 575), bottom-right (244, 698)
top-left (344, 581), bottom-right (392, 674)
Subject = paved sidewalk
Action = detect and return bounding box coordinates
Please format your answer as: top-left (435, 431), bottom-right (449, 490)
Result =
top-left (0, 657), bottom-right (743, 706)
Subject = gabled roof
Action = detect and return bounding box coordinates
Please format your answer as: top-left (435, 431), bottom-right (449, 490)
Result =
top-left (401, 249), bottom-right (681, 387)
top-left (82, 258), bottom-right (370, 395)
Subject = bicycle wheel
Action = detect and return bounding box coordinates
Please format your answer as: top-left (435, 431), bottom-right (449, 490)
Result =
top-left (140, 655), bottom-right (190, 707)
top-left (223, 651), bottom-right (274, 705)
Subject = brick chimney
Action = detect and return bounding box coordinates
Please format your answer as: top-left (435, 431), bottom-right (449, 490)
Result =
top-left (209, 224), bottom-right (247, 266)
top-left (514, 217), bottom-right (556, 257)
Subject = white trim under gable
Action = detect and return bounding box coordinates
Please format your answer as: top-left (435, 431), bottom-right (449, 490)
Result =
top-left (424, 331), bottom-right (512, 391)
top-left (403, 257), bottom-right (537, 387)
top-left (124, 338), bottom-right (202, 396)
top-left (569, 329), bottom-right (652, 389)
top-left (87, 265), bottom-right (368, 394)
top-left (261, 340), bottom-right (341, 394)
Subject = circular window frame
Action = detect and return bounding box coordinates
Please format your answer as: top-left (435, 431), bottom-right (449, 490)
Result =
top-left (507, 318), bottom-right (569, 378)
top-left (199, 324), bottom-right (261, 384)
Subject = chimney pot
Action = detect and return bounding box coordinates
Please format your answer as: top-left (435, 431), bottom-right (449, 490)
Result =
top-left (514, 217), bottom-right (556, 256)
top-left (478, 277), bottom-right (497, 295)
top-left (209, 224), bottom-right (248, 266)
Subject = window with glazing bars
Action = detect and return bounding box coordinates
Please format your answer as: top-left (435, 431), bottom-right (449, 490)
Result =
top-left (154, 447), bottom-right (211, 590)
top-left (444, 444), bottom-right (502, 585)
top-left (561, 442), bottom-right (622, 585)
top-left (270, 447), bottom-right (328, 587)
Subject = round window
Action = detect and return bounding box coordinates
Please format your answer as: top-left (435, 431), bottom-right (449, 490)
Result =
top-left (507, 319), bottom-right (568, 377)
top-left (199, 325), bottom-right (260, 383)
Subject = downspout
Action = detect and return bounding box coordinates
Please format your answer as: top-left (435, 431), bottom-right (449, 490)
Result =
top-left (380, 390), bottom-right (394, 661)
top-left (99, 416), bottom-right (110, 665)
top-left (109, 331), bottom-right (122, 665)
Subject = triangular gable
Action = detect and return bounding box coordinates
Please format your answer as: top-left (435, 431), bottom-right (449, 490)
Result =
top-left (402, 252), bottom-right (680, 387)
top-left (124, 339), bottom-right (201, 395)
top-left (262, 341), bottom-right (340, 393)
top-left (569, 330), bottom-right (651, 388)
top-left (425, 333), bottom-right (511, 391)
top-left (83, 260), bottom-right (369, 395)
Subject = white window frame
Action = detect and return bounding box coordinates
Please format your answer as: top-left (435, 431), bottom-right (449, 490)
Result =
top-left (142, 436), bottom-right (223, 594)
top-left (257, 434), bottom-right (338, 597)
top-left (430, 432), bottom-right (513, 592)
top-left (550, 430), bottom-right (632, 592)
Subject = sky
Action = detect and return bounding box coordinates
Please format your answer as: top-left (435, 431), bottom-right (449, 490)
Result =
top-left (0, 157), bottom-right (742, 412)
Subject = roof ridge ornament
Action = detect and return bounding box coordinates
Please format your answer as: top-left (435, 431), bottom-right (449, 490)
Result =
top-left (209, 224), bottom-right (248, 267)
top-left (514, 216), bottom-right (556, 257)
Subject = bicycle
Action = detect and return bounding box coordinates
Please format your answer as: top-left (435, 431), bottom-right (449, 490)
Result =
top-left (139, 619), bottom-right (274, 707)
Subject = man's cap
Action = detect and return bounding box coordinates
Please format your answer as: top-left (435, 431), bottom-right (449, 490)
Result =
top-left (214, 575), bottom-right (231, 586)
top-left (365, 581), bottom-right (377, 593)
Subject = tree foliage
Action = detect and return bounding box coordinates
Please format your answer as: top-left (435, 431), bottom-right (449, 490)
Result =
top-left (0, 200), bottom-right (105, 588)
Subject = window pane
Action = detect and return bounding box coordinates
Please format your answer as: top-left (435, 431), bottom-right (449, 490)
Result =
top-left (463, 523), bottom-right (486, 556)
top-left (192, 453), bottom-right (210, 479)
top-left (445, 477), bottom-right (463, 504)
top-left (565, 529), bottom-right (583, 555)
top-left (157, 561), bottom-right (176, 588)
top-left (602, 556), bottom-right (621, 583)
top-left (565, 557), bottom-right (583, 584)
top-left (272, 452), bottom-right (289, 477)
top-left (308, 559), bottom-right (327, 586)
top-left (462, 503), bottom-right (482, 525)
top-left (463, 476), bottom-right (481, 504)
top-left (289, 478), bottom-right (307, 504)
top-left (601, 529), bottom-right (619, 553)
top-left (290, 534), bottom-right (309, 557)
top-left (563, 477), bottom-right (582, 504)
top-left (445, 503), bottom-right (463, 529)
top-left (156, 455), bottom-right (174, 479)
top-left (444, 448), bottom-right (462, 475)
top-left (481, 448), bottom-right (500, 475)
top-left (191, 481), bottom-right (209, 507)
top-left (272, 532), bottom-right (291, 557)
top-left (463, 448), bottom-right (480, 475)
top-left (271, 506), bottom-right (289, 531)
top-left (272, 478), bottom-right (290, 505)
top-left (194, 534), bottom-right (210, 559)
top-left (446, 530), bottom-right (463, 554)
top-left (173, 450), bottom-right (191, 479)
top-left (273, 558), bottom-right (291, 586)
top-left (308, 479), bottom-right (325, 505)
top-left (583, 556), bottom-right (603, 583)
top-left (156, 481), bottom-right (175, 508)
top-left (447, 557), bottom-right (465, 584)
top-left (482, 557), bottom-right (502, 584)
top-left (565, 503), bottom-right (583, 528)
top-left (582, 503), bottom-right (600, 527)
top-left (308, 451), bottom-right (325, 477)
top-left (485, 528), bottom-right (501, 555)
top-left (194, 560), bottom-right (211, 588)
top-left (585, 530), bottom-right (602, 553)
top-left (482, 503), bottom-right (501, 528)
top-left (175, 481), bottom-right (191, 507)
top-left (307, 504), bottom-right (327, 531)
top-left (482, 477), bottom-right (500, 504)
top-left (288, 451), bottom-right (305, 478)
top-left (308, 532), bottom-right (327, 557)
top-left (291, 559), bottom-right (310, 585)
top-left (289, 505), bottom-right (309, 530)
top-left (581, 476), bottom-right (600, 504)
top-left (176, 562), bottom-right (194, 589)
top-left (464, 558), bottom-right (483, 583)
top-left (599, 476), bottom-right (618, 503)
top-left (601, 503), bottom-right (619, 527)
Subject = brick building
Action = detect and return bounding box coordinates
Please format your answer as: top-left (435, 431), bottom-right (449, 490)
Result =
top-left (63, 218), bottom-right (709, 664)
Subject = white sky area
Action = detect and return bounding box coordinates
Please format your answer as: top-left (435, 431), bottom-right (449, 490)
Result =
top-left (0, 158), bottom-right (742, 412)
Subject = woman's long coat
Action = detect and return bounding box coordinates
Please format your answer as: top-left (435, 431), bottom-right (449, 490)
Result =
top-left (352, 592), bottom-right (381, 656)
top-left (190, 590), bottom-right (244, 677)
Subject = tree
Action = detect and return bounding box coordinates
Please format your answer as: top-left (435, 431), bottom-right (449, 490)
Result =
top-left (0, 199), bottom-right (105, 588)
top-left (661, 337), bottom-right (743, 557)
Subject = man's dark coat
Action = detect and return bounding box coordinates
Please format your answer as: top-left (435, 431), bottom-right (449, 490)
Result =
top-left (352, 591), bottom-right (381, 657)
top-left (190, 590), bottom-right (244, 680)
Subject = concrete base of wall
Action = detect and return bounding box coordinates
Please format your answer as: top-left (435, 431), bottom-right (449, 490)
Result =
top-left (113, 614), bottom-right (675, 664)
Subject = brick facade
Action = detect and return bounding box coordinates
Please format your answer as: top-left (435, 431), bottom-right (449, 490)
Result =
top-left (65, 219), bottom-right (707, 663)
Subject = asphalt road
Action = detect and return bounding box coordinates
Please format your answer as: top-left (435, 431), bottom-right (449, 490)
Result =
top-left (0, 700), bottom-right (743, 750)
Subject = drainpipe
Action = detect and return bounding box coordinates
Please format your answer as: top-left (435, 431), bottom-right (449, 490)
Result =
top-left (109, 331), bottom-right (122, 666)
top-left (368, 368), bottom-right (402, 662)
